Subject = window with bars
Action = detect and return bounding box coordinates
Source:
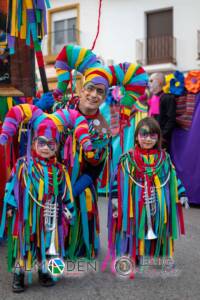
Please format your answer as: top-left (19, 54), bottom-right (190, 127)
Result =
top-left (146, 8), bottom-right (176, 65)
top-left (53, 17), bottom-right (77, 53)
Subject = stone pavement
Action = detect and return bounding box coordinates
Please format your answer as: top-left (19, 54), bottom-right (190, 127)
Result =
top-left (0, 199), bottom-right (199, 300)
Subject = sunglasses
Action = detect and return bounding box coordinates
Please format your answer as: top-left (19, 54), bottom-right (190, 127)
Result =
top-left (138, 128), bottom-right (158, 140)
top-left (35, 137), bottom-right (57, 151)
top-left (84, 83), bottom-right (106, 96)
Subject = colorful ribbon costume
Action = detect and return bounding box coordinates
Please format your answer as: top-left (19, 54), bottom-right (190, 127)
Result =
top-left (0, 104), bottom-right (93, 272)
top-left (53, 44), bottom-right (113, 259)
top-left (99, 63), bottom-right (148, 195)
top-left (107, 146), bottom-right (185, 272)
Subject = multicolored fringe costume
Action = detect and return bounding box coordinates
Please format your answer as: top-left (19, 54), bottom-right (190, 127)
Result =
top-left (0, 103), bottom-right (94, 272)
top-left (0, 153), bottom-right (74, 272)
top-left (66, 111), bottom-right (111, 260)
top-left (53, 44), bottom-right (113, 259)
top-left (107, 146), bottom-right (185, 269)
top-left (6, 0), bottom-right (50, 54)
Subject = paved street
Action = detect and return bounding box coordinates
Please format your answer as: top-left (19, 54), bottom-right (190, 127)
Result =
top-left (0, 199), bottom-right (199, 300)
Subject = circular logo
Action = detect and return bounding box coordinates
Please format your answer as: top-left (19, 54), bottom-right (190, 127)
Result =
top-left (48, 257), bottom-right (65, 276)
top-left (114, 256), bottom-right (133, 276)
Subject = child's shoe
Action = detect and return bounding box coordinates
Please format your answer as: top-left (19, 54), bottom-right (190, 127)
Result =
top-left (38, 270), bottom-right (55, 287)
top-left (12, 272), bottom-right (25, 293)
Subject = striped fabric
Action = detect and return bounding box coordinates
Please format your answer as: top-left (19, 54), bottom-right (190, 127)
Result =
top-left (176, 93), bottom-right (196, 130)
top-left (109, 63), bottom-right (148, 113)
top-left (53, 44), bottom-right (112, 98)
top-left (0, 104), bottom-right (93, 151)
top-left (6, 0), bottom-right (50, 54)
top-left (107, 149), bottom-right (185, 265)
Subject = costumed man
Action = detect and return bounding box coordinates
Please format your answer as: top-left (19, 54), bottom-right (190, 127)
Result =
top-left (53, 45), bottom-right (113, 260)
top-left (0, 103), bottom-right (94, 292)
top-left (148, 72), bottom-right (176, 151)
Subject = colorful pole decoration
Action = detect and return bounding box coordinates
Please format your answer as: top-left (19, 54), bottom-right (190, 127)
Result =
top-left (34, 40), bottom-right (49, 92)
top-left (6, 0), bottom-right (50, 92)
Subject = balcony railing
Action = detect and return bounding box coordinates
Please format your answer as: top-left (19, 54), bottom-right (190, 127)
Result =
top-left (136, 35), bottom-right (177, 65)
top-left (44, 28), bottom-right (80, 56)
top-left (198, 30), bottom-right (200, 59)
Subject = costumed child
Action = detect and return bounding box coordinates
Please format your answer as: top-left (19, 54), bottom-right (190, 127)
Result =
top-left (0, 104), bottom-right (94, 292)
top-left (107, 117), bottom-right (185, 276)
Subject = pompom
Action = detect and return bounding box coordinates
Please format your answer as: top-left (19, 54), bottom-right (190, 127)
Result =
top-left (185, 70), bottom-right (200, 94)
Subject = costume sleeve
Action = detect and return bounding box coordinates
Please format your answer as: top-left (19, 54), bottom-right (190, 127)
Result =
top-left (168, 155), bottom-right (185, 235)
top-left (54, 108), bottom-right (93, 152)
top-left (72, 174), bottom-right (93, 198)
top-left (0, 104), bottom-right (43, 141)
top-left (0, 158), bottom-right (23, 237)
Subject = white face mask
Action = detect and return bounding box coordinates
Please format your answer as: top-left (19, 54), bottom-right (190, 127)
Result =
top-left (149, 75), bottom-right (163, 94)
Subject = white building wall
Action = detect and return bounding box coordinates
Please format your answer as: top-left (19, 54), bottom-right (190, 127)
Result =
top-left (47, 0), bottom-right (200, 71)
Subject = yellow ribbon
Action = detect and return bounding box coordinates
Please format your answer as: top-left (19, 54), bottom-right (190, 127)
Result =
top-left (85, 188), bottom-right (92, 212)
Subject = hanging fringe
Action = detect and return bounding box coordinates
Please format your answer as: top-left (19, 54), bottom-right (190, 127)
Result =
top-left (7, 0), bottom-right (49, 53)
top-left (107, 150), bottom-right (185, 278)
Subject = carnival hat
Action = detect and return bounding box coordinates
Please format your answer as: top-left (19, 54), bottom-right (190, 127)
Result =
top-left (0, 104), bottom-right (93, 152)
top-left (53, 44), bottom-right (112, 99)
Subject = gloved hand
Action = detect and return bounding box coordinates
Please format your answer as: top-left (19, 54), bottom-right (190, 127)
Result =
top-left (0, 133), bottom-right (8, 145)
top-left (34, 92), bottom-right (54, 110)
top-left (73, 174), bottom-right (93, 197)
